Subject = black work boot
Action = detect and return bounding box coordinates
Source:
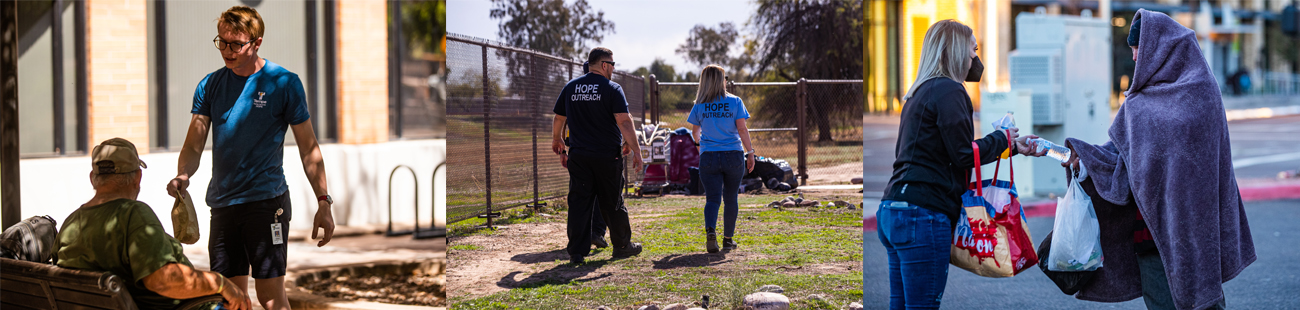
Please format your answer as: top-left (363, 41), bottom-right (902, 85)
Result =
top-left (722, 237), bottom-right (738, 251)
top-left (706, 232), bottom-right (719, 253)
top-left (592, 236), bottom-right (609, 248)
top-left (612, 242), bottom-right (643, 258)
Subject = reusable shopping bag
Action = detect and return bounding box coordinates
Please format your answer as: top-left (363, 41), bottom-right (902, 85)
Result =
top-left (950, 136), bottom-right (1039, 277)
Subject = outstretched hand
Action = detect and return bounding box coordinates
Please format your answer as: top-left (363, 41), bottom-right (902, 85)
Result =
top-left (1015, 135), bottom-right (1048, 157)
top-left (167, 176), bottom-right (189, 198)
top-left (1060, 141), bottom-right (1080, 172)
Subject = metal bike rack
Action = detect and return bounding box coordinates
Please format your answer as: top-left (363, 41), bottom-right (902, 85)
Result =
top-left (386, 165), bottom-right (418, 237)
top-left (414, 162), bottom-right (446, 239)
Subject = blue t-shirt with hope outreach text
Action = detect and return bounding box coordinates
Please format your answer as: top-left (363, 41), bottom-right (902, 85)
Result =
top-left (687, 94), bottom-right (750, 153)
top-left (192, 59), bottom-right (310, 208)
top-left (553, 73), bottom-right (630, 159)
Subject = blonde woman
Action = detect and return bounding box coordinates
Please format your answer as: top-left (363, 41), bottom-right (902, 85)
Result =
top-left (876, 20), bottom-right (1040, 308)
top-left (688, 65), bottom-right (755, 253)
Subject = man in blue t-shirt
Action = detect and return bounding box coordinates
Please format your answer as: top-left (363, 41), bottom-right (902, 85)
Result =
top-left (165, 6), bottom-right (334, 310)
top-left (551, 47), bottom-right (644, 264)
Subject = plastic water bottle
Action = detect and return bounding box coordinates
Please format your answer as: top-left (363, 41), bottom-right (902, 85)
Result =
top-left (992, 112), bottom-right (1016, 130)
top-left (1031, 138), bottom-right (1072, 163)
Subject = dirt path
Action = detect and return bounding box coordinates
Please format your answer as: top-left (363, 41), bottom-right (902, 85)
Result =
top-left (806, 161), bottom-right (864, 185)
top-left (448, 194), bottom-right (863, 302)
top-left (447, 220), bottom-right (572, 298)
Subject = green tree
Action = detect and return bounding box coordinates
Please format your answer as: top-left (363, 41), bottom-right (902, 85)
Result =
top-left (489, 0), bottom-right (615, 60)
top-left (677, 22), bottom-right (739, 68)
top-left (489, 0), bottom-right (616, 110)
top-left (400, 0), bottom-right (446, 57)
top-left (637, 58), bottom-right (692, 110)
top-left (750, 0), bottom-right (863, 142)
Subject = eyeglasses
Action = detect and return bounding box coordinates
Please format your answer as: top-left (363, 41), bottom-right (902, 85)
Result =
top-left (601, 60), bottom-right (616, 67)
top-left (213, 36), bottom-right (255, 52)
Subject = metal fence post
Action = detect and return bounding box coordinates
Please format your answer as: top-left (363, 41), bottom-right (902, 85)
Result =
top-left (480, 45), bottom-right (496, 228)
top-left (796, 78), bottom-right (808, 186)
top-left (529, 54), bottom-right (542, 212)
top-left (649, 74), bottom-right (659, 124)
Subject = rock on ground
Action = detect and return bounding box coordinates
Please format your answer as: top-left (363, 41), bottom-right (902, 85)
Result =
top-left (662, 303), bottom-right (689, 310)
top-left (757, 284), bottom-right (785, 293)
top-left (743, 292), bottom-right (791, 310)
top-left (848, 301), bottom-right (863, 310)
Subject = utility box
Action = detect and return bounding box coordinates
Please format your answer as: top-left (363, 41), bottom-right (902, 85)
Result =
top-left (1009, 11), bottom-right (1113, 195)
top-left (979, 90), bottom-right (1035, 198)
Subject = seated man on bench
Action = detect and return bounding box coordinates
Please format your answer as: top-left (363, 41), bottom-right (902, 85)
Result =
top-left (55, 138), bottom-right (251, 310)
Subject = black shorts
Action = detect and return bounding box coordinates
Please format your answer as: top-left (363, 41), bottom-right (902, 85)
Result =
top-left (209, 193), bottom-right (291, 279)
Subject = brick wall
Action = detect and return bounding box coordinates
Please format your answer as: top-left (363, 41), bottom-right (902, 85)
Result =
top-left (335, 0), bottom-right (389, 144)
top-left (87, 0), bottom-right (150, 153)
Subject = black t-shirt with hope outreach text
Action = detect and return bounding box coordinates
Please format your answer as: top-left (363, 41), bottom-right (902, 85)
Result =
top-left (553, 73), bottom-right (630, 159)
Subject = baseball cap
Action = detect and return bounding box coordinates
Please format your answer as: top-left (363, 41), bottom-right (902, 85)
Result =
top-left (91, 138), bottom-right (147, 174)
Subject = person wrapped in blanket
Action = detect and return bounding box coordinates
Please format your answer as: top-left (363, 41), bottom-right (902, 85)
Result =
top-left (1062, 9), bottom-right (1255, 310)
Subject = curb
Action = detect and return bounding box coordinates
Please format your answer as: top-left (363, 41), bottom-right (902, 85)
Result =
top-left (862, 181), bottom-right (1300, 232)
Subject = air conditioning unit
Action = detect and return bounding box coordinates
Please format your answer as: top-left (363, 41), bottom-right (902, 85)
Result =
top-left (1008, 11), bottom-right (1112, 195)
top-left (1009, 50), bottom-right (1063, 125)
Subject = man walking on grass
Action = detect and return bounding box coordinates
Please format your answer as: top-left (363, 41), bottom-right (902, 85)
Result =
top-left (552, 47), bottom-right (644, 264)
top-left (167, 6), bottom-right (335, 310)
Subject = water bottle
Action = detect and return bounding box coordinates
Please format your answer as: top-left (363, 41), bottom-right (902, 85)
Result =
top-left (1030, 138), bottom-right (1072, 163)
top-left (992, 112), bottom-right (1016, 130)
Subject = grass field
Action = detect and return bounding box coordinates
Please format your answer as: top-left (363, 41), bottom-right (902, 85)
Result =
top-left (448, 194), bottom-right (863, 309)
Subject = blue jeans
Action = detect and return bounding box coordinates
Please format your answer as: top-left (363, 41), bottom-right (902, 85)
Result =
top-left (876, 200), bottom-right (952, 310)
top-left (700, 151), bottom-right (745, 237)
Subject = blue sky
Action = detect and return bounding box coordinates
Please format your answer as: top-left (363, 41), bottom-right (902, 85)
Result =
top-left (448, 0), bottom-right (756, 72)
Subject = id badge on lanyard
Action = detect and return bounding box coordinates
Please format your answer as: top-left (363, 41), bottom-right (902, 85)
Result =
top-left (271, 208), bottom-right (284, 245)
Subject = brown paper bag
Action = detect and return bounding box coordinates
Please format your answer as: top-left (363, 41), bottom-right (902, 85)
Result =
top-left (171, 190), bottom-right (200, 244)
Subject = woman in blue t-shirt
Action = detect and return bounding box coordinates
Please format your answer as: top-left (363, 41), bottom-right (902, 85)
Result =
top-left (687, 65), bottom-right (755, 253)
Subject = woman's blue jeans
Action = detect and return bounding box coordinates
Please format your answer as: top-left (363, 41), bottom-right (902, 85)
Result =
top-left (876, 200), bottom-right (952, 310)
top-left (700, 150), bottom-right (745, 237)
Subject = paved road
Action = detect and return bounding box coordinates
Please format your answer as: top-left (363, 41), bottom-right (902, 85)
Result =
top-left (861, 114), bottom-right (1300, 197)
top-left (1227, 115), bottom-right (1300, 179)
top-left (862, 199), bottom-right (1300, 309)
top-left (861, 114), bottom-right (1300, 308)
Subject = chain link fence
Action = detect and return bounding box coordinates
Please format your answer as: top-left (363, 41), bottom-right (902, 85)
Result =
top-left (653, 79), bottom-right (863, 184)
top-left (446, 34), bottom-right (646, 224)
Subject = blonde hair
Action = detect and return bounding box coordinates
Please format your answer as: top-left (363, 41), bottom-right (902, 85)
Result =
top-left (218, 6), bottom-right (265, 39)
top-left (694, 65), bottom-right (730, 104)
top-left (903, 20), bottom-right (973, 101)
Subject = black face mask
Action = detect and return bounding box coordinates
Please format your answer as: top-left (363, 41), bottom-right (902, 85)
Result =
top-left (965, 56), bottom-right (984, 82)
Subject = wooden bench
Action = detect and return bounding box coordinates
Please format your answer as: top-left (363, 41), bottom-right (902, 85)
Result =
top-left (1, 258), bottom-right (222, 310)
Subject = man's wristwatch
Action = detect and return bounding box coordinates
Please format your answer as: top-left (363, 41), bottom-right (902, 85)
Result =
top-left (318, 195), bottom-right (333, 205)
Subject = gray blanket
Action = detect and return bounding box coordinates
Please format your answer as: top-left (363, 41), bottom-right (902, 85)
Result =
top-left (1064, 9), bottom-right (1255, 310)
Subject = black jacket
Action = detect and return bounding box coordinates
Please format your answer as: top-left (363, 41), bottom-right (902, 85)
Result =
top-left (882, 78), bottom-right (1014, 223)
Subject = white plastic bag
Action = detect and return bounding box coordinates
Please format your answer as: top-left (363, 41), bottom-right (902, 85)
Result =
top-left (1047, 164), bottom-right (1103, 272)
